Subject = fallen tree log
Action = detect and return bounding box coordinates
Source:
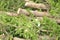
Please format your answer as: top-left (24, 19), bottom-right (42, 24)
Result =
top-left (17, 8), bottom-right (52, 17)
top-left (0, 10), bottom-right (60, 24)
top-left (0, 11), bottom-right (18, 16)
top-left (6, 12), bottom-right (18, 16)
top-left (25, 1), bottom-right (47, 9)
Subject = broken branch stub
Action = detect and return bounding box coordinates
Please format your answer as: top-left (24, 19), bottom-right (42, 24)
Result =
top-left (25, 1), bottom-right (47, 9)
top-left (17, 8), bottom-right (51, 17)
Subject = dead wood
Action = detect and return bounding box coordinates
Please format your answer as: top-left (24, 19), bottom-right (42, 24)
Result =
top-left (39, 35), bottom-right (56, 40)
top-left (17, 8), bottom-right (52, 17)
top-left (13, 37), bottom-right (30, 40)
top-left (25, 1), bottom-right (47, 9)
top-left (0, 11), bottom-right (18, 16)
top-left (56, 19), bottom-right (60, 24)
top-left (0, 34), bottom-right (5, 40)
top-left (0, 10), bottom-right (60, 24)
top-left (13, 37), bottom-right (25, 40)
top-left (6, 12), bottom-right (18, 16)
top-left (25, 0), bottom-right (30, 2)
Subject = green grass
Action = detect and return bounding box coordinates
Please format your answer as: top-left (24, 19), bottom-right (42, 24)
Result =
top-left (0, 0), bottom-right (25, 12)
top-left (0, 13), bottom-right (40, 40)
top-left (47, 0), bottom-right (60, 18)
top-left (0, 0), bottom-right (60, 40)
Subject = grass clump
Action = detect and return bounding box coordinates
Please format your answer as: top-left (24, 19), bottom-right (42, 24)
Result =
top-left (0, 13), bottom-right (40, 40)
